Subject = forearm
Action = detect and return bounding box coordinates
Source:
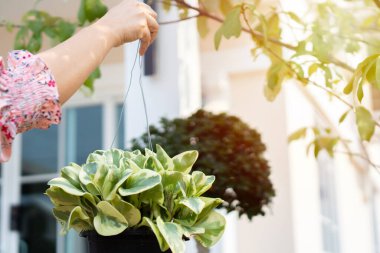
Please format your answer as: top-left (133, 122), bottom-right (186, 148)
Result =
top-left (38, 24), bottom-right (114, 104)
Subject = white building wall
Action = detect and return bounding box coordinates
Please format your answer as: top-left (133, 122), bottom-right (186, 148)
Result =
top-left (285, 83), bottom-right (324, 253)
top-left (228, 71), bottom-right (295, 253)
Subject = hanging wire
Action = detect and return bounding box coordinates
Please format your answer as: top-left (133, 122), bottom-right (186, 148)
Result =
top-left (110, 43), bottom-right (140, 149)
top-left (110, 41), bottom-right (153, 151)
top-left (138, 54), bottom-right (153, 151)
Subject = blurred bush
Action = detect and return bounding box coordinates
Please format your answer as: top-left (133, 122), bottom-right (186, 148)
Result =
top-left (131, 110), bottom-right (275, 220)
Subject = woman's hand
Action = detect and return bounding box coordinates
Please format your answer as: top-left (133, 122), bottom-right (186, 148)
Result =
top-left (94, 0), bottom-right (159, 55)
top-left (39, 0), bottom-right (159, 104)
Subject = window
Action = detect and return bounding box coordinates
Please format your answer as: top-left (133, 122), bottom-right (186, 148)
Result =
top-left (116, 104), bottom-right (126, 149)
top-left (65, 106), bottom-right (103, 164)
top-left (20, 183), bottom-right (56, 253)
top-left (22, 126), bottom-right (58, 176)
top-left (19, 125), bottom-right (59, 253)
top-left (372, 190), bottom-right (380, 253)
top-left (318, 153), bottom-right (341, 253)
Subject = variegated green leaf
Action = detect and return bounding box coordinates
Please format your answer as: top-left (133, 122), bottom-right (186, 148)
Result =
top-left (144, 155), bottom-right (164, 172)
top-left (60, 163), bottom-right (81, 188)
top-left (48, 177), bottom-right (85, 196)
top-left (172, 150), bottom-right (198, 174)
top-left (102, 168), bottom-right (132, 201)
top-left (182, 225), bottom-right (205, 238)
top-left (192, 171), bottom-right (215, 196)
top-left (111, 195), bottom-right (141, 227)
top-left (194, 210), bottom-right (226, 248)
top-left (66, 206), bottom-right (92, 233)
top-left (156, 144), bottom-right (174, 170)
top-left (46, 186), bottom-right (80, 206)
top-left (94, 201), bottom-right (128, 236)
top-left (119, 169), bottom-right (161, 196)
top-left (157, 217), bottom-right (185, 253)
top-left (179, 197), bottom-right (205, 215)
top-left (79, 162), bottom-right (101, 195)
top-left (139, 217), bottom-right (169, 252)
top-left (140, 183), bottom-right (164, 205)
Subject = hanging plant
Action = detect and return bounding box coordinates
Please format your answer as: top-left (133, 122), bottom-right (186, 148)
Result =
top-left (46, 145), bottom-right (226, 253)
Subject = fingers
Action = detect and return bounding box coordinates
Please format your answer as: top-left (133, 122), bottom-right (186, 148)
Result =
top-left (141, 2), bottom-right (157, 18)
top-left (138, 3), bottom-right (159, 55)
top-left (146, 14), bottom-right (159, 43)
top-left (139, 26), bottom-right (152, 55)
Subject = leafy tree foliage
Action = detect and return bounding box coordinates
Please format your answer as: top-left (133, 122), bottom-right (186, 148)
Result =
top-left (131, 110), bottom-right (275, 220)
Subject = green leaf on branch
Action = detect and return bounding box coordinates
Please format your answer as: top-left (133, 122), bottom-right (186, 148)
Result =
top-left (288, 127), bottom-right (308, 143)
top-left (78, 0), bottom-right (108, 25)
top-left (197, 17), bottom-right (209, 38)
top-left (355, 106), bottom-right (376, 141)
top-left (214, 6), bottom-right (242, 50)
top-left (162, 0), bottom-right (172, 12)
top-left (14, 27), bottom-right (29, 50)
top-left (214, 28), bottom-right (223, 50)
top-left (27, 33), bottom-right (42, 53)
top-left (222, 7), bottom-right (242, 38)
top-left (307, 137), bottom-right (340, 158)
top-left (308, 63), bottom-right (319, 76)
top-left (264, 62), bottom-right (288, 101)
top-left (357, 82), bottom-right (364, 102)
top-left (343, 78), bottom-right (354, 94)
top-left (5, 22), bottom-right (14, 32)
top-left (220, 0), bottom-right (234, 16)
top-left (339, 110), bottom-right (351, 124)
top-left (285, 11), bottom-right (304, 25)
top-left (345, 41), bottom-right (361, 54)
top-left (83, 67), bottom-right (101, 93)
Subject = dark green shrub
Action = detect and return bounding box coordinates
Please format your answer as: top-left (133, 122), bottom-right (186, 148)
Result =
top-left (131, 110), bottom-right (275, 220)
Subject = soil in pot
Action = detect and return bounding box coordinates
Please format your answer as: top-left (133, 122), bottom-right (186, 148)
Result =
top-left (81, 227), bottom-right (171, 253)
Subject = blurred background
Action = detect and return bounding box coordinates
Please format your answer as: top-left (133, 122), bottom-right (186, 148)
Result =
top-left (1, 0), bottom-right (380, 253)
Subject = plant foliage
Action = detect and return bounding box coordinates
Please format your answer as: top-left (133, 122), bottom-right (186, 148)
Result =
top-left (46, 145), bottom-right (225, 253)
top-left (131, 110), bottom-right (275, 220)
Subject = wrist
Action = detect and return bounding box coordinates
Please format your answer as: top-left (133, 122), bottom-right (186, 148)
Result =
top-left (86, 21), bottom-right (117, 49)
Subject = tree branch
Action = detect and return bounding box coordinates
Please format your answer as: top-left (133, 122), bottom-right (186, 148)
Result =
top-left (241, 10), bottom-right (355, 110)
top-left (172, 0), bottom-right (355, 73)
top-left (159, 14), bottom-right (199, 25)
top-left (336, 150), bottom-right (380, 173)
top-left (0, 20), bottom-right (24, 29)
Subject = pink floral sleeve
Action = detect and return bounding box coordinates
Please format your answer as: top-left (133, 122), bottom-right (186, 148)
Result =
top-left (0, 50), bottom-right (61, 162)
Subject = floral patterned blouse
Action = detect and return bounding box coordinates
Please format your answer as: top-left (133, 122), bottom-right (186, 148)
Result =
top-left (0, 50), bottom-right (61, 162)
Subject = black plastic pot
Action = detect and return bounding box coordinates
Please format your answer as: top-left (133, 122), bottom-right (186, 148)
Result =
top-left (81, 227), bottom-right (171, 253)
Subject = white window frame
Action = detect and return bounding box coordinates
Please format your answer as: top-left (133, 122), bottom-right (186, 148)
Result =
top-left (318, 153), bottom-right (341, 253)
